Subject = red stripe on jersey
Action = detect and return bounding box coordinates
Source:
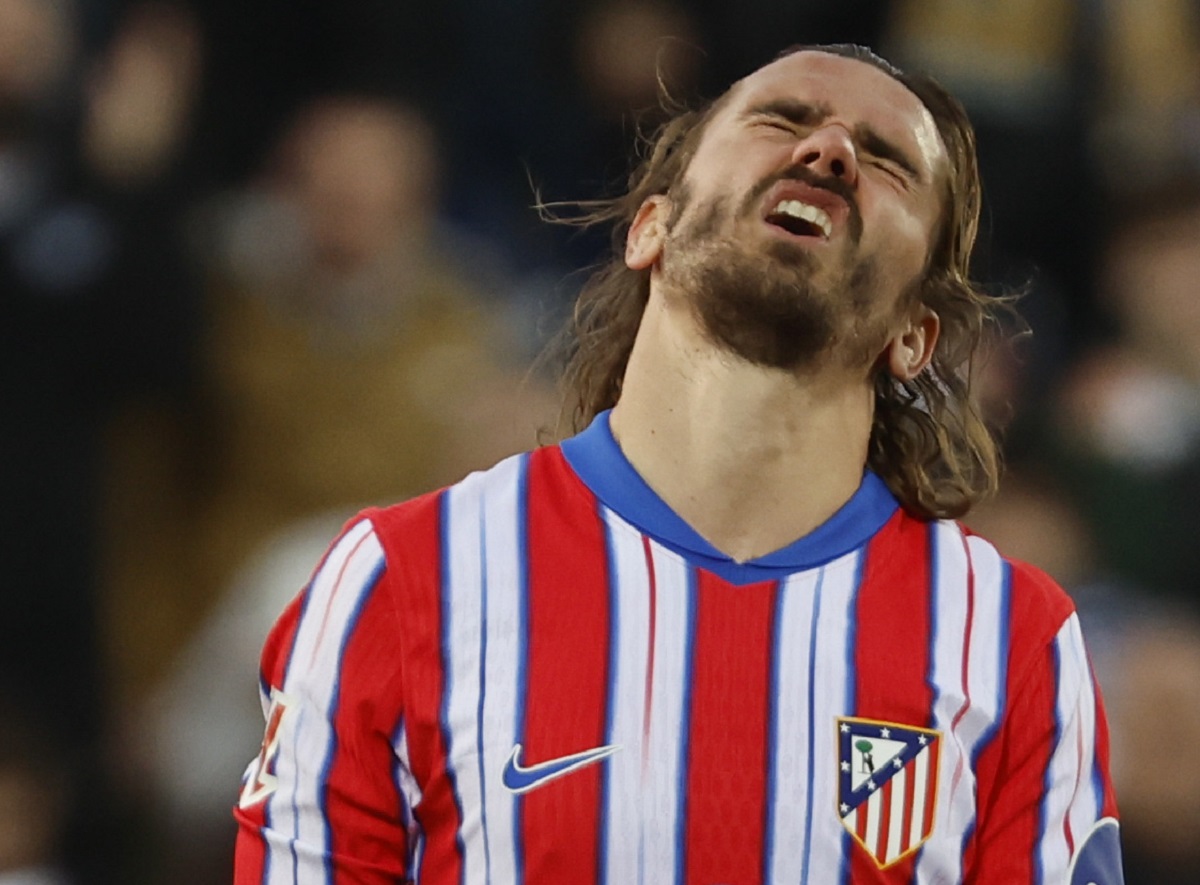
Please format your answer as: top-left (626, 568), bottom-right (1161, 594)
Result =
top-left (876, 778), bottom-right (893, 860)
top-left (234, 589), bottom-right (308, 884)
top-left (847, 511), bottom-right (934, 880)
top-left (856, 799), bottom-right (870, 843)
top-left (683, 573), bottom-right (776, 885)
top-left (372, 492), bottom-right (465, 885)
top-left (325, 570), bottom-right (409, 882)
top-left (520, 448), bottom-right (612, 884)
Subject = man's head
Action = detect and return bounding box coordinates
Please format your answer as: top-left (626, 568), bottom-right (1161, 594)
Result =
top-left (551, 44), bottom-right (1000, 519)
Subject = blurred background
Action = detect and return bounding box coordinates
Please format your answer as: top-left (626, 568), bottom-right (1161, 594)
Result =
top-left (0, 0), bottom-right (1198, 882)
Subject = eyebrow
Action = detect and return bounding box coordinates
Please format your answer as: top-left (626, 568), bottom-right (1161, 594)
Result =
top-left (746, 97), bottom-right (923, 183)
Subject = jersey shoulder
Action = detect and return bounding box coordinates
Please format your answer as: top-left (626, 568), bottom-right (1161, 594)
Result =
top-left (959, 522), bottom-right (1078, 652)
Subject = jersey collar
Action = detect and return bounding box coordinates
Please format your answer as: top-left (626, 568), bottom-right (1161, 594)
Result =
top-left (561, 409), bottom-right (899, 582)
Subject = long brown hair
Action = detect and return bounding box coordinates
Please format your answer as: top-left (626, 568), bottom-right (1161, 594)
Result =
top-left (542, 44), bottom-right (1004, 520)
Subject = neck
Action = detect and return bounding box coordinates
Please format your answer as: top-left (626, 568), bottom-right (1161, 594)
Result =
top-left (609, 288), bottom-right (876, 562)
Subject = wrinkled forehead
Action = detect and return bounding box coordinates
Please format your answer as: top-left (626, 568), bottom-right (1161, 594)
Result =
top-left (719, 50), bottom-right (949, 180)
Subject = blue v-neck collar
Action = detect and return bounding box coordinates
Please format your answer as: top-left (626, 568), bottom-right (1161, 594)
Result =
top-left (560, 409), bottom-right (898, 584)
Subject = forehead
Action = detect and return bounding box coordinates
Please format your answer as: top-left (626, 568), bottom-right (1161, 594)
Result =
top-left (720, 51), bottom-right (947, 177)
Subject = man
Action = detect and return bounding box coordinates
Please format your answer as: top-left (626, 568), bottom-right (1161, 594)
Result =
top-left (234, 45), bottom-right (1122, 884)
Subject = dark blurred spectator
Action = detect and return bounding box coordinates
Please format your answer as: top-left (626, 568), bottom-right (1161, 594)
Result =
top-left (1044, 184), bottom-right (1200, 610)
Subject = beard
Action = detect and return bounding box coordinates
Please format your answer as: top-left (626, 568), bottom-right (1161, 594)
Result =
top-left (661, 175), bottom-right (897, 373)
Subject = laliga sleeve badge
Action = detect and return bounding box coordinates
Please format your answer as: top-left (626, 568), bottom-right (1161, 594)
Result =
top-left (239, 687), bottom-right (296, 809)
top-left (1068, 818), bottom-right (1124, 885)
top-left (837, 716), bottom-right (941, 868)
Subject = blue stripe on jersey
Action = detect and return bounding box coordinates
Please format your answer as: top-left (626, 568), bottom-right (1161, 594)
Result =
top-left (319, 557), bottom-right (386, 885)
top-left (561, 411), bottom-right (898, 584)
top-left (761, 581), bottom-right (783, 883)
top-left (475, 514), bottom-right (493, 881)
top-left (513, 454), bottom-right (532, 885)
top-left (958, 561), bottom-right (1012, 862)
top-left (675, 568), bottom-right (699, 885)
top-left (598, 505), bottom-right (619, 885)
top-left (837, 553), bottom-right (865, 885)
top-left (1035, 638), bottom-right (1064, 885)
top-left (437, 492), bottom-right (469, 885)
top-left (799, 566), bottom-right (826, 885)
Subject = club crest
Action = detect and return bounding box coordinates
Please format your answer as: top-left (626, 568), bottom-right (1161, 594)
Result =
top-left (836, 716), bottom-right (941, 868)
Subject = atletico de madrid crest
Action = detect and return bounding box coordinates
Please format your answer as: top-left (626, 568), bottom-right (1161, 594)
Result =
top-left (836, 716), bottom-right (941, 868)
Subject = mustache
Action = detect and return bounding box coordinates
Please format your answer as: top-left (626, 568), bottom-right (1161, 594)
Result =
top-left (740, 164), bottom-right (863, 243)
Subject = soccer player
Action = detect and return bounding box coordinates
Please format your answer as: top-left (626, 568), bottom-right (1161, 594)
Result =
top-left (233, 44), bottom-right (1123, 884)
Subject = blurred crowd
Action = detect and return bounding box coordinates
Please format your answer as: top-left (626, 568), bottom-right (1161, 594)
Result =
top-left (0, 0), bottom-right (1198, 882)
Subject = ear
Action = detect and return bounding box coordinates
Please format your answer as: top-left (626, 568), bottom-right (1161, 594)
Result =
top-left (884, 306), bottom-right (940, 382)
top-left (625, 195), bottom-right (670, 270)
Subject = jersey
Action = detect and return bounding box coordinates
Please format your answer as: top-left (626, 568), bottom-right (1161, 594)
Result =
top-left (233, 410), bottom-right (1123, 884)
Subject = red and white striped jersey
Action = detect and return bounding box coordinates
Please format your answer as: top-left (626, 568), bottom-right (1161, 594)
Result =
top-left (234, 411), bottom-right (1123, 884)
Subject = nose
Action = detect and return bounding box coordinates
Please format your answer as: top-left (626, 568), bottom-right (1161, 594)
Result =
top-left (792, 124), bottom-right (858, 186)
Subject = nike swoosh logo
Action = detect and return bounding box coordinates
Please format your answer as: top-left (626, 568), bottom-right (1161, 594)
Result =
top-left (501, 742), bottom-right (620, 794)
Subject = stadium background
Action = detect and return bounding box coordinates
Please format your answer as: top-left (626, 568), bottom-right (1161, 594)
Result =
top-left (0, 0), bottom-right (1197, 881)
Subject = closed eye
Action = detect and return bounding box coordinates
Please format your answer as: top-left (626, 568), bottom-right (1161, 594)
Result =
top-left (867, 158), bottom-right (909, 186)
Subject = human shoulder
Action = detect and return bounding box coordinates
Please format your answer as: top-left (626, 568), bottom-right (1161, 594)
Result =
top-left (362, 448), bottom-right (559, 569)
top-left (958, 523), bottom-right (1079, 668)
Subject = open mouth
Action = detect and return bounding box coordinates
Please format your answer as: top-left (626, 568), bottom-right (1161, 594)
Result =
top-left (764, 198), bottom-right (832, 239)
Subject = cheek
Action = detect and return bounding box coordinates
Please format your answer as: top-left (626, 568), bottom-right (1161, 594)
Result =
top-left (868, 203), bottom-right (934, 283)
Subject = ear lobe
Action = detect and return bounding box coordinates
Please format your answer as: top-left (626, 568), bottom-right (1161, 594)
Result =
top-left (886, 307), bottom-right (940, 382)
top-left (625, 196), bottom-right (669, 270)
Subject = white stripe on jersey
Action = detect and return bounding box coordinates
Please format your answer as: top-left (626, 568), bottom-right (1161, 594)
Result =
top-left (1037, 613), bottom-right (1099, 882)
top-left (443, 454), bottom-right (528, 885)
top-left (271, 518), bottom-right (384, 885)
top-left (392, 720), bottom-right (424, 880)
top-left (917, 523), bottom-right (1009, 883)
top-left (764, 568), bottom-right (821, 885)
top-left (805, 551), bottom-right (864, 879)
top-left (640, 543), bottom-right (694, 885)
top-left (599, 512), bottom-right (652, 885)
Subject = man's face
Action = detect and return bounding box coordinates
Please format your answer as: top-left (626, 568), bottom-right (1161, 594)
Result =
top-left (646, 50), bottom-right (949, 373)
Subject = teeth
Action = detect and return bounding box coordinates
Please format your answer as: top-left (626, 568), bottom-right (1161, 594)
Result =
top-left (772, 199), bottom-right (832, 238)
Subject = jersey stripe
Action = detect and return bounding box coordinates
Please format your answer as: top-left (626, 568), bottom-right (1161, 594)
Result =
top-left (383, 492), bottom-right (463, 885)
top-left (324, 561), bottom-right (407, 884)
top-left (441, 469), bottom-right (491, 884)
top-left (271, 520), bottom-right (383, 884)
top-left (520, 449), bottom-right (611, 883)
top-left (764, 568), bottom-right (820, 884)
top-left (392, 718), bottom-right (424, 877)
top-left (914, 523), bottom-right (1011, 883)
top-left (640, 544), bottom-right (693, 884)
top-left (599, 510), bottom-right (653, 885)
top-left (682, 573), bottom-right (776, 884)
top-left (476, 454), bottom-right (527, 885)
top-left (956, 540), bottom-right (1012, 863)
top-left (1037, 613), bottom-right (1099, 880)
top-left (806, 552), bottom-right (863, 882)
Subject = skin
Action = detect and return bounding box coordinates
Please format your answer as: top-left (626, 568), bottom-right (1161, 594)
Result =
top-left (609, 50), bottom-right (949, 561)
